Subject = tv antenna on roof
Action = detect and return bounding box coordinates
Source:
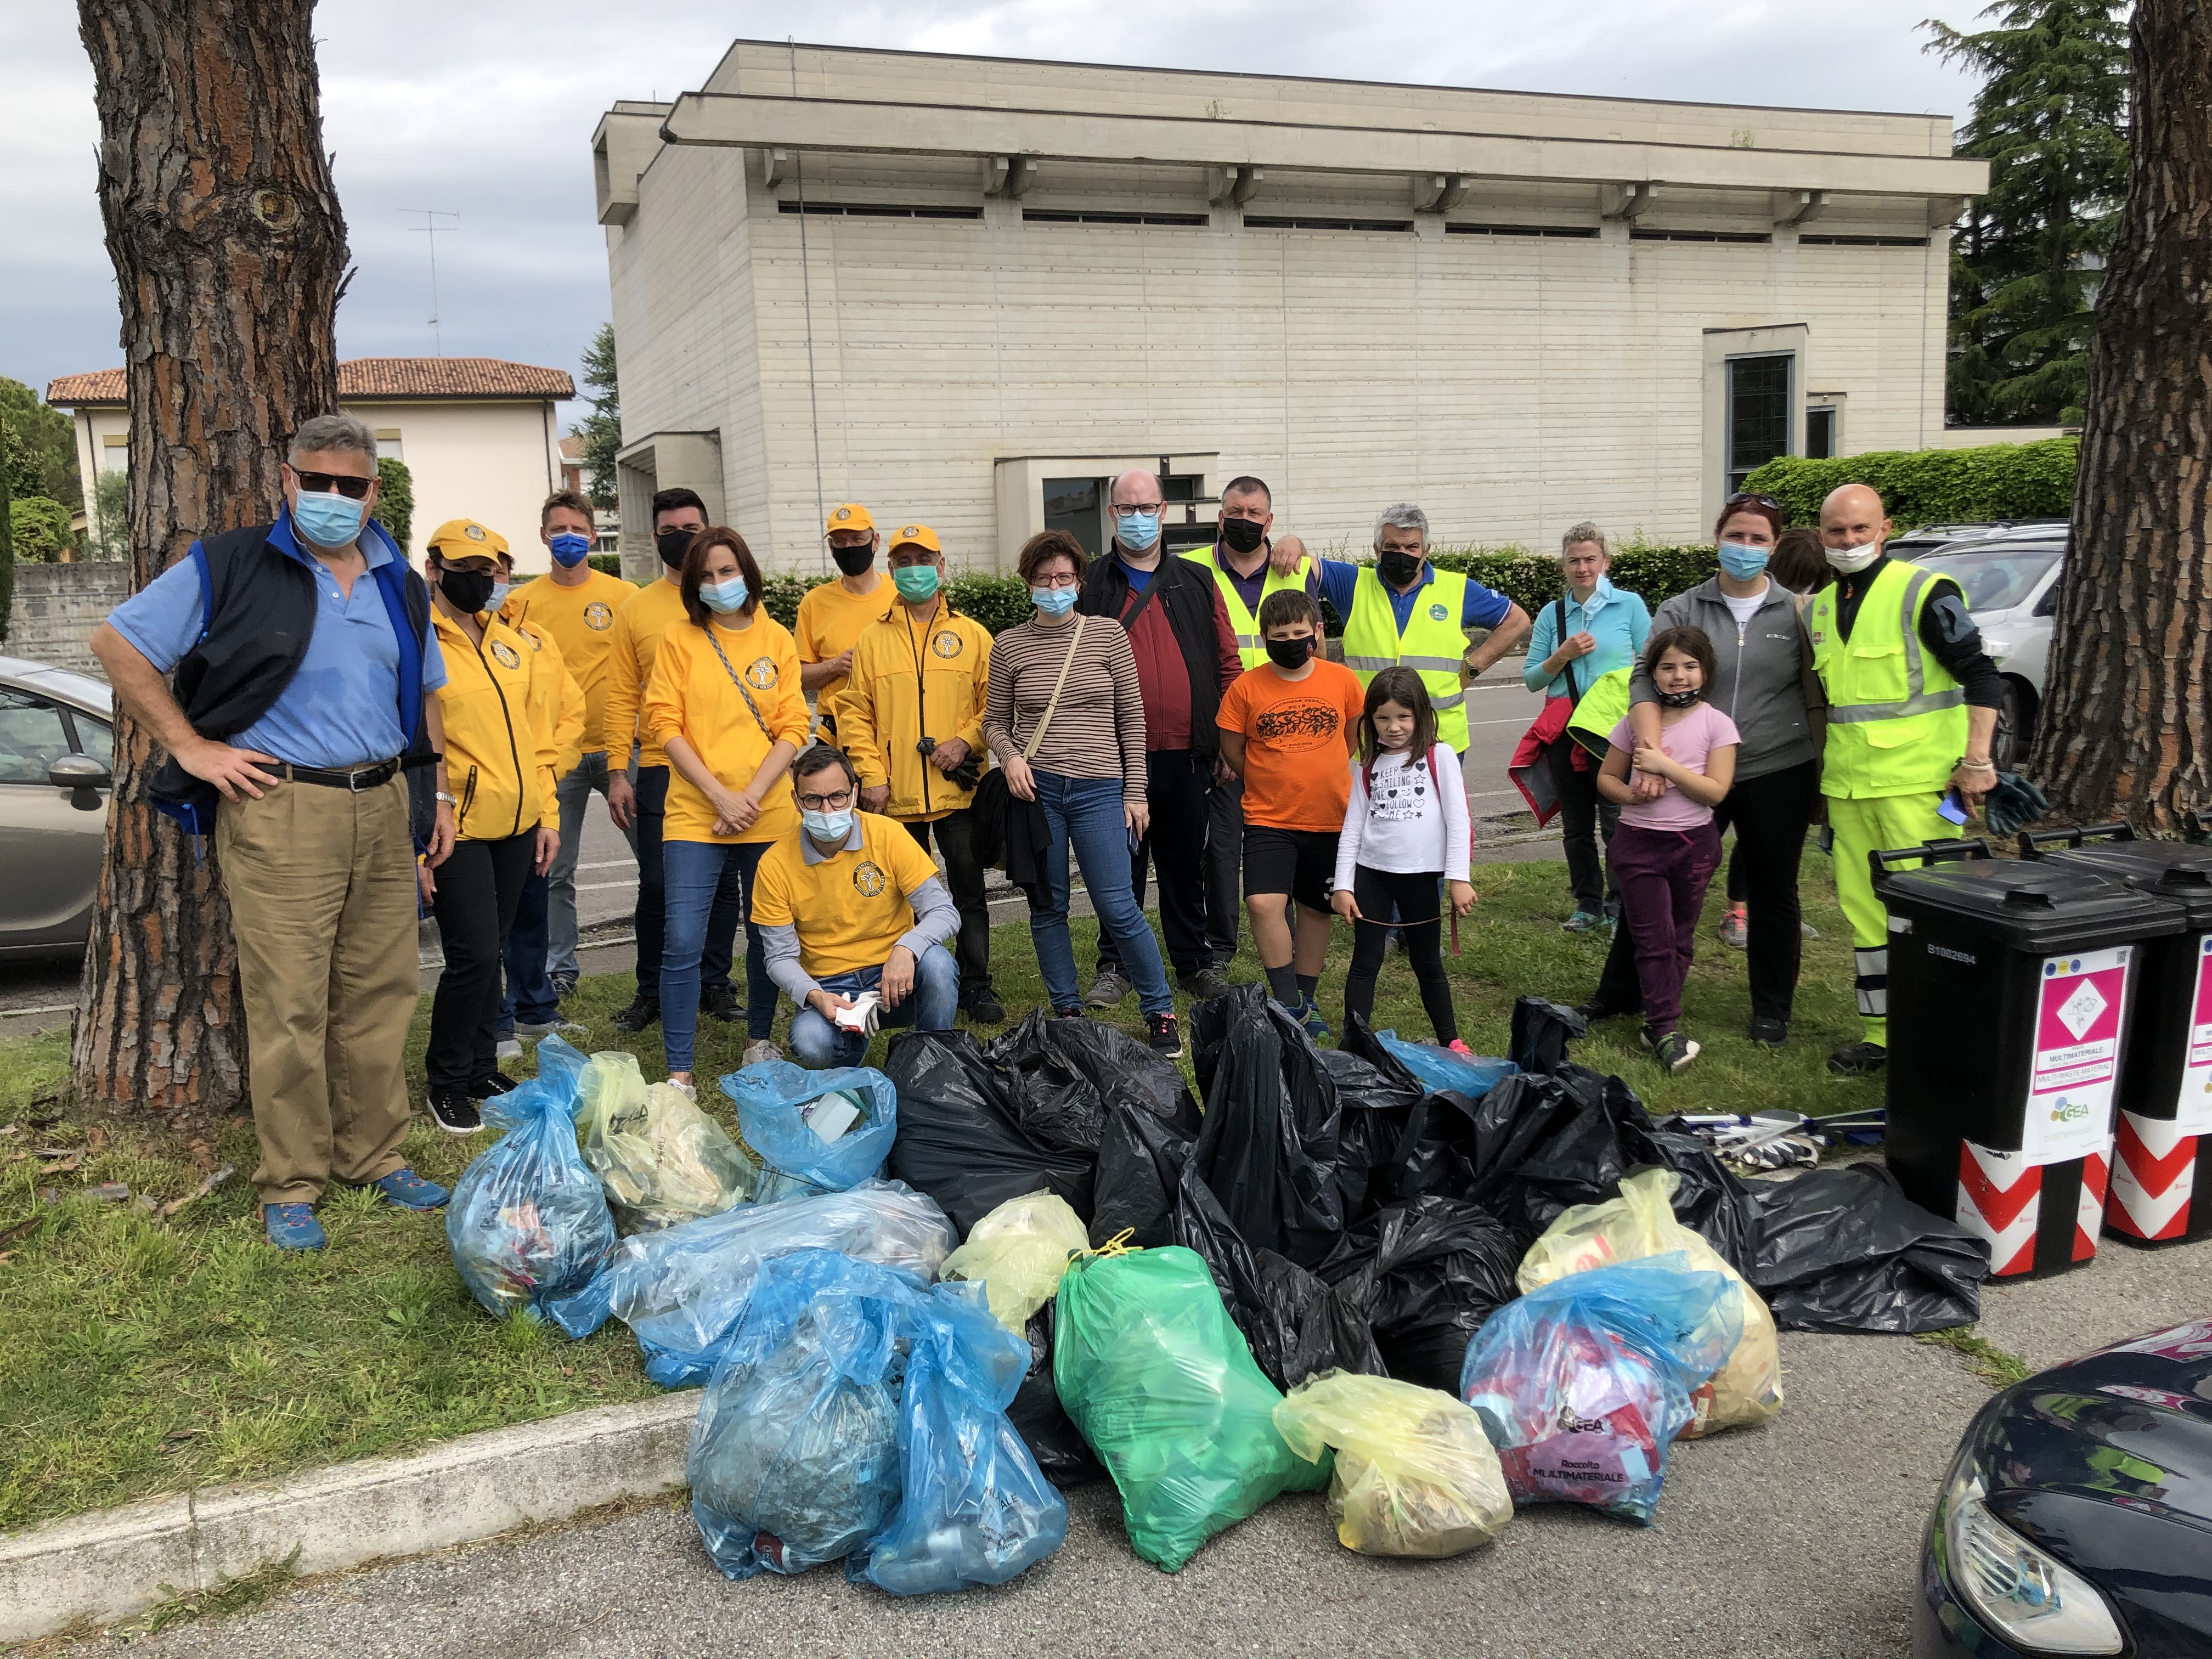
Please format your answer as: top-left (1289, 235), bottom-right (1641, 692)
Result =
top-left (399, 208), bottom-right (460, 354)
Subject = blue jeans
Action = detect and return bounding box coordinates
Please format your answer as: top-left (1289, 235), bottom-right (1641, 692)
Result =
top-left (660, 838), bottom-right (775, 1072)
top-left (1029, 770), bottom-right (1172, 1018)
top-left (499, 870), bottom-right (558, 1029)
top-left (633, 765), bottom-right (742, 1006)
top-left (549, 749), bottom-right (623, 980)
top-left (787, 949), bottom-right (960, 1069)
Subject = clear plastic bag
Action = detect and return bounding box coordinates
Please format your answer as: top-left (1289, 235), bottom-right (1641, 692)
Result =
top-left (1517, 1169), bottom-right (1784, 1436)
top-left (938, 1191), bottom-right (1091, 1333)
top-left (1053, 1245), bottom-right (1328, 1572)
top-left (445, 1038), bottom-right (615, 1318)
top-left (573, 1052), bottom-right (757, 1233)
top-left (721, 1062), bottom-right (896, 1192)
top-left (1274, 1370), bottom-right (1513, 1558)
top-left (1370, 1030), bottom-right (1519, 1101)
top-left (1459, 1254), bottom-right (1739, 1525)
top-left (543, 1180), bottom-right (956, 1387)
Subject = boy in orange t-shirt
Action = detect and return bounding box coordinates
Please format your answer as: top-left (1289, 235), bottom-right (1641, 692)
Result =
top-left (1216, 589), bottom-right (1366, 1034)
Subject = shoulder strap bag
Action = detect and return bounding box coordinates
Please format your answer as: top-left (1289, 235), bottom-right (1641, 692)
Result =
top-left (703, 626), bottom-right (776, 741)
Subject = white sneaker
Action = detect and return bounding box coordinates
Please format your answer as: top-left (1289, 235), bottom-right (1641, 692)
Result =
top-left (496, 1037), bottom-right (523, 1062)
top-left (742, 1039), bottom-right (783, 1069)
top-left (664, 1076), bottom-right (698, 1101)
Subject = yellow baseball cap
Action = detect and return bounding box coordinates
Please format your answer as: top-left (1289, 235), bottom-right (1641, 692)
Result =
top-left (887, 523), bottom-right (942, 555)
top-left (427, 518), bottom-right (507, 559)
top-left (824, 503), bottom-right (875, 536)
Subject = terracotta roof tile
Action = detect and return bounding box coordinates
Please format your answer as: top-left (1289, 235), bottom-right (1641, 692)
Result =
top-left (46, 357), bottom-right (574, 407)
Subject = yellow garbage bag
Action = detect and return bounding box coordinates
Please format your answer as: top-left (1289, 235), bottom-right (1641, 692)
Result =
top-left (938, 1191), bottom-right (1090, 1333)
top-left (574, 1051), bottom-right (757, 1233)
top-left (1516, 1168), bottom-right (1783, 1436)
top-left (1273, 1371), bottom-right (1513, 1558)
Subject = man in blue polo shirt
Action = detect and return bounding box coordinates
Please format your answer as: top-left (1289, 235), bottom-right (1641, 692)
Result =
top-left (91, 413), bottom-right (456, 1252)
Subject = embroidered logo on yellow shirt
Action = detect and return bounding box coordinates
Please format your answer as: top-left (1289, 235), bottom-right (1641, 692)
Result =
top-left (932, 630), bottom-right (963, 659)
top-left (852, 860), bottom-right (887, 898)
top-left (745, 657), bottom-right (778, 690)
top-left (584, 601), bottom-right (614, 630)
top-left (489, 640), bottom-right (522, 670)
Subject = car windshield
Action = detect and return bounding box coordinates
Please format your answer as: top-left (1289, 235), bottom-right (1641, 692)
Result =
top-left (1920, 543), bottom-right (2063, 613)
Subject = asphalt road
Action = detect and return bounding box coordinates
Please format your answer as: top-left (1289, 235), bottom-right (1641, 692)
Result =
top-left (73, 1234), bottom-right (2212, 1659)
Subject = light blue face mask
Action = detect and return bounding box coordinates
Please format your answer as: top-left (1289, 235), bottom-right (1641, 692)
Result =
top-left (802, 806), bottom-right (855, 842)
top-left (700, 575), bottom-right (749, 614)
top-left (548, 531), bottom-right (592, 568)
top-left (1578, 574), bottom-right (1615, 618)
top-left (292, 489), bottom-right (366, 550)
top-left (1115, 510), bottom-right (1162, 553)
top-left (1033, 585), bottom-right (1077, 617)
top-left (488, 580), bottom-right (511, 612)
top-left (1718, 540), bottom-right (1770, 581)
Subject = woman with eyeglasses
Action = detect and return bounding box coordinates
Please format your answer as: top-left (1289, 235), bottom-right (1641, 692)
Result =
top-left (1580, 491), bottom-right (1825, 1049)
top-left (983, 530), bottom-right (1182, 1058)
top-left (640, 527), bottom-right (811, 1093)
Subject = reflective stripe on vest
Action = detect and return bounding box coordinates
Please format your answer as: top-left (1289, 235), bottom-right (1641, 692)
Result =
top-left (1341, 566), bottom-right (1471, 745)
top-left (1182, 548), bottom-right (1312, 669)
top-left (1822, 566), bottom-right (1968, 723)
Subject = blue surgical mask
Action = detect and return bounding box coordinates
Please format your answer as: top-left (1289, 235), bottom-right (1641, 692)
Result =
top-left (1718, 540), bottom-right (1770, 581)
top-left (700, 576), bottom-right (748, 614)
top-left (488, 580), bottom-right (512, 612)
top-left (1115, 511), bottom-right (1161, 552)
top-left (549, 531), bottom-right (591, 567)
top-left (802, 806), bottom-right (855, 842)
top-left (292, 490), bottom-right (366, 550)
top-left (1032, 585), bottom-right (1077, 617)
top-left (1578, 574), bottom-right (1614, 618)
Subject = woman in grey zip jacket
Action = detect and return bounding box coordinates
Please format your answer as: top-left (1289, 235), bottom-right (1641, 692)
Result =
top-left (1583, 494), bottom-right (1824, 1045)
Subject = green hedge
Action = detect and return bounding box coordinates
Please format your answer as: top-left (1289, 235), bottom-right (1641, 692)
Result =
top-left (588, 552), bottom-right (624, 578)
top-left (1742, 437), bottom-right (2078, 531)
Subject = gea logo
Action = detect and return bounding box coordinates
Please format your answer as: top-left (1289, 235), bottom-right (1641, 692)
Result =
top-left (2048, 1098), bottom-right (2089, 1124)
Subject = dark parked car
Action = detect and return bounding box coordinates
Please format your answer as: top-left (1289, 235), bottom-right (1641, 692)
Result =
top-left (1917, 1318), bottom-right (2212, 1657)
top-left (0, 657), bottom-right (115, 958)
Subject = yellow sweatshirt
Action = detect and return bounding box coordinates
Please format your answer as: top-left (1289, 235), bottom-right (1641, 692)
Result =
top-left (502, 568), bottom-right (637, 754)
top-left (600, 575), bottom-right (689, 771)
top-left (832, 600), bottom-right (993, 822)
top-left (509, 614), bottom-right (586, 781)
top-left (431, 607), bottom-right (557, 843)
top-left (642, 609), bottom-right (811, 845)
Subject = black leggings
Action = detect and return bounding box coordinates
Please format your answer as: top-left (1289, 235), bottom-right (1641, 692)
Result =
top-left (1344, 865), bottom-right (1458, 1044)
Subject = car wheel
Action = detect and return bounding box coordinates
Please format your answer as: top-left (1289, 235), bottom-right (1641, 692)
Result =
top-left (1994, 677), bottom-right (2037, 771)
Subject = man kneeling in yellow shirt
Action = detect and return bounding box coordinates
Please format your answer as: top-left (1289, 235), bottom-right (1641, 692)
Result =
top-left (751, 744), bottom-right (962, 1069)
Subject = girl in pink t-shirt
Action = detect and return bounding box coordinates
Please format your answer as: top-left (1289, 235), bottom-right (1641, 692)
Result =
top-left (1593, 627), bottom-right (1739, 1073)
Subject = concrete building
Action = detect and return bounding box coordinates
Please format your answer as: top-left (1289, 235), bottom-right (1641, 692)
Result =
top-left (556, 435), bottom-right (623, 552)
top-left (46, 358), bottom-right (576, 571)
top-left (592, 42), bottom-right (2038, 579)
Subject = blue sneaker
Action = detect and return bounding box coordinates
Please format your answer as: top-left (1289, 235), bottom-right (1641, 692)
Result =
top-left (369, 1169), bottom-right (450, 1211)
top-left (1299, 1000), bottom-right (1332, 1041)
top-left (263, 1203), bottom-right (326, 1251)
top-left (1561, 910), bottom-right (1604, 933)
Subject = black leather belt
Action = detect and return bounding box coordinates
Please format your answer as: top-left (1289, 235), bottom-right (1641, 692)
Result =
top-left (276, 758), bottom-right (402, 792)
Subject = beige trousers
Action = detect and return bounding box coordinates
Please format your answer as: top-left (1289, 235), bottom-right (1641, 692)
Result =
top-left (216, 775), bottom-right (420, 1204)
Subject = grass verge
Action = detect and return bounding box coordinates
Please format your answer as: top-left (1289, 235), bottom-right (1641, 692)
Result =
top-left (0, 848), bottom-right (1878, 1536)
top-left (1916, 1325), bottom-right (2034, 1390)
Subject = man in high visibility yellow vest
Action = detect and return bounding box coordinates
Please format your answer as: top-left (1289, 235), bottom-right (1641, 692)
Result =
top-left (1811, 483), bottom-right (2004, 1076)
top-left (1181, 474), bottom-right (1318, 969)
top-left (1316, 503), bottom-right (1532, 756)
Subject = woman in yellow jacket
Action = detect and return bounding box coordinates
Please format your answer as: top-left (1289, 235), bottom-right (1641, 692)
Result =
top-left (417, 520), bottom-right (560, 1131)
top-left (641, 527), bottom-right (811, 1091)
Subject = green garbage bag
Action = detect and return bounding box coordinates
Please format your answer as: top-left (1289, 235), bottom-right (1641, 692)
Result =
top-left (1053, 1246), bottom-right (1327, 1571)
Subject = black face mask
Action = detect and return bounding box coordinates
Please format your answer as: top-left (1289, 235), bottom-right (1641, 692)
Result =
top-left (1265, 635), bottom-right (1316, 671)
top-left (657, 527), bottom-right (696, 568)
top-left (437, 567), bottom-right (495, 614)
top-left (1656, 687), bottom-right (1702, 709)
top-left (1378, 549), bottom-right (1424, 589)
top-left (1220, 517), bottom-right (1267, 556)
top-left (830, 543), bottom-right (874, 578)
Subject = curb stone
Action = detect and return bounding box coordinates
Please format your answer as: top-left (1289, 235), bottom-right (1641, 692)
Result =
top-left (0, 1391), bottom-right (698, 1644)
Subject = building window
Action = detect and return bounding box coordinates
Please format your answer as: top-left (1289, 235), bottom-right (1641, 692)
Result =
top-left (1798, 234), bottom-right (1931, 248)
top-left (375, 429), bottom-right (404, 463)
top-left (100, 438), bottom-right (127, 472)
top-left (1805, 406), bottom-right (1838, 460)
top-left (1444, 223), bottom-right (1600, 239)
top-left (1726, 354), bottom-right (1793, 495)
top-left (775, 201), bottom-right (983, 220)
top-left (1631, 228), bottom-right (1773, 244)
top-left (1023, 210), bottom-right (1208, 227)
top-left (1243, 216), bottom-right (1413, 233)
top-left (1043, 477), bottom-right (1103, 560)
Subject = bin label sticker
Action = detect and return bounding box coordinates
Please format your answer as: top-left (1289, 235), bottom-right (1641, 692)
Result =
top-left (2025, 945), bottom-right (2130, 1164)
top-left (2177, 934), bottom-right (2212, 1133)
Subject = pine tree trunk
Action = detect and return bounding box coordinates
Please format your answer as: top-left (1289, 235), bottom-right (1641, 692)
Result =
top-left (71, 0), bottom-right (348, 1115)
top-left (2033, 0), bottom-right (2212, 831)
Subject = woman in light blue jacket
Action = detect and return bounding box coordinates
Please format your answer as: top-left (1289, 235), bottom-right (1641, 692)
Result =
top-left (1522, 522), bottom-right (1650, 931)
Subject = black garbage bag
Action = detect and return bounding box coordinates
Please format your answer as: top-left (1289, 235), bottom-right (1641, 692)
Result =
top-left (1330, 1019), bottom-right (1428, 1221)
top-left (882, 1031), bottom-right (1098, 1235)
top-left (1510, 996), bottom-right (1587, 1076)
top-left (1449, 1066), bottom-right (1646, 1239)
top-left (1628, 1120), bottom-right (1759, 1277)
top-left (985, 1009), bottom-right (1201, 1151)
top-left (1188, 985), bottom-right (1347, 1268)
top-left (1319, 1195), bottom-right (1525, 1392)
top-left (1088, 1097), bottom-right (1195, 1248)
top-left (1172, 1159), bottom-right (1385, 1392)
top-left (1742, 1166), bottom-right (1988, 1334)
top-left (1008, 1301), bottom-right (1102, 1488)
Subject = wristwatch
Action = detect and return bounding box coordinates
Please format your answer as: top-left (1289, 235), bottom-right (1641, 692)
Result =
top-left (436, 791), bottom-right (458, 805)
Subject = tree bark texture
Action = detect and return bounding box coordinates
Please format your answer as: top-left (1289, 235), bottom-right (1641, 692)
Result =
top-left (72, 0), bottom-right (348, 1115)
top-left (2033, 0), bottom-right (2212, 830)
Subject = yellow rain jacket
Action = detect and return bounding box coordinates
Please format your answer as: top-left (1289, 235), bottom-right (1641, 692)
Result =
top-left (431, 607), bottom-right (558, 843)
top-left (832, 600), bottom-right (994, 822)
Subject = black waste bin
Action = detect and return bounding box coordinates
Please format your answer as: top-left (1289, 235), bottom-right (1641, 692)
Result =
top-left (1874, 839), bottom-right (2185, 1280)
top-left (2020, 822), bottom-right (2212, 1248)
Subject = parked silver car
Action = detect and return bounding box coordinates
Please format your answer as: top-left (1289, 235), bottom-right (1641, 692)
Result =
top-left (1916, 531), bottom-right (2067, 771)
top-left (0, 657), bottom-right (115, 957)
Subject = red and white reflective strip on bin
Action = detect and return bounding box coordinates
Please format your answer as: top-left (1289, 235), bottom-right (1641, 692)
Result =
top-left (2074, 1150), bottom-right (2107, 1261)
top-left (1957, 1142), bottom-right (2045, 1277)
top-left (2109, 1111), bottom-right (2199, 1241)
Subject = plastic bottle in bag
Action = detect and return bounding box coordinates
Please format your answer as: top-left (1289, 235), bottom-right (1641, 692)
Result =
top-left (721, 1062), bottom-right (897, 1192)
top-left (1274, 1370), bottom-right (1513, 1558)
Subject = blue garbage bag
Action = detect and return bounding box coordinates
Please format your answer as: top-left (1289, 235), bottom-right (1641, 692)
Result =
top-left (446, 1038), bottom-right (615, 1318)
top-left (849, 1279), bottom-right (1067, 1595)
top-left (721, 1062), bottom-right (897, 1192)
top-left (1458, 1253), bottom-right (1739, 1525)
top-left (543, 1180), bottom-right (956, 1386)
top-left (1374, 1030), bottom-right (1517, 1101)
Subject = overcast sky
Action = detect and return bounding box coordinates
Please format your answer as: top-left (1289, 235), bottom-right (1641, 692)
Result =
top-left (3, 1), bottom-right (1993, 431)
